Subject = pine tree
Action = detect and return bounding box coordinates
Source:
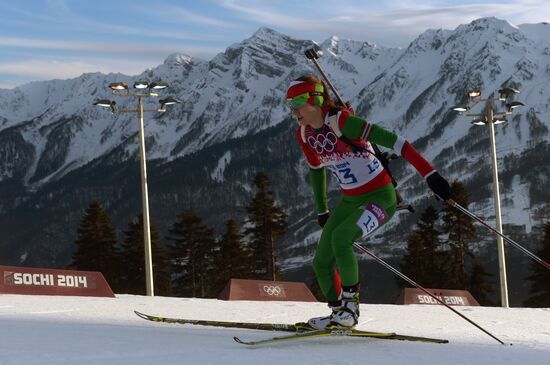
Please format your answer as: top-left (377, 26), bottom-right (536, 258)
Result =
top-left (243, 172), bottom-right (288, 281)
top-left (118, 215), bottom-right (171, 296)
top-left (167, 209), bottom-right (216, 298)
top-left (441, 181), bottom-right (492, 303)
top-left (215, 219), bottom-right (251, 288)
top-left (71, 201), bottom-right (119, 290)
top-left (525, 222), bottom-right (550, 307)
top-left (441, 182), bottom-right (477, 288)
top-left (469, 258), bottom-right (494, 305)
top-left (400, 205), bottom-right (445, 288)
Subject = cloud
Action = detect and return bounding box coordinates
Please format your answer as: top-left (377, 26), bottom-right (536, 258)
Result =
top-left (217, 0), bottom-right (550, 46)
top-left (2, 0), bottom-right (549, 87)
top-left (0, 79), bottom-right (24, 89)
top-left (0, 36), bottom-right (223, 59)
top-left (0, 59), bottom-right (148, 80)
top-left (0, 1), bottom-right (228, 43)
top-left (0, 33), bottom-right (228, 87)
top-left (138, 4), bottom-right (247, 31)
top-left (0, 44), bottom-right (217, 87)
top-left (218, 0), bottom-right (316, 28)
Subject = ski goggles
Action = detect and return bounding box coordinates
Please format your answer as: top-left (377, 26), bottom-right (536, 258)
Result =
top-left (285, 92), bottom-right (310, 110)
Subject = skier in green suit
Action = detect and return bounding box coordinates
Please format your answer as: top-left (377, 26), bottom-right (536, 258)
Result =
top-left (286, 75), bottom-right (451, 329)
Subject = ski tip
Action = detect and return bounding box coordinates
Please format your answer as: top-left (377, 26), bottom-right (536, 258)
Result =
top-left (233, 336), bottom-right (257, 346)
top-left (233, 336), bottom-right (247, 345)
top-left (134, 311), bottom-right (155, 321)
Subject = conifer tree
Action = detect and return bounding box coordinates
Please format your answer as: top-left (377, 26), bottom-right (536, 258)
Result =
top-left (243, 172), bottom-right (288, 281)
top-left (400, 205), bottom-right (445, 288)
top-left (215, 219), bottom-right (251, 287)
top-left (525, 222), bottom-right (550, 307)
top-left (71, 201), bottom-right (119, 289)
top-left (469, 258), bottom-right (494, 305)
top-left (118, 215), bottom-right (171, 296)
top-left (441, 181), bottom-right (492, 303)
top-left (441, 181), bottom-right (477, 288)
top-left (167, 209), bottom-right (216, 298)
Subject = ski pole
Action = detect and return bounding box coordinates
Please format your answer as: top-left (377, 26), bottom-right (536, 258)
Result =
top-left (446, 198), bottom-right (550, 271)
top-left (352, 241), bottom-right (507, 345)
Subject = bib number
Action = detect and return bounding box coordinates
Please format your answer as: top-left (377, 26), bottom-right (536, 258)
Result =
top-left (356, 203), bottom-right (388, 237)
top-left (333, 167), bottom-right (357, 185)
top-left (328, 162), bottom-right (358, 185)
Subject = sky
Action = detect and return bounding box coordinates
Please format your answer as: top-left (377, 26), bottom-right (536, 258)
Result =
top-left (0, 0), bottom-right (548, 89)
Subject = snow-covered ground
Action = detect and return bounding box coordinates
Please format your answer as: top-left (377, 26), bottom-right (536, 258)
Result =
top-left (0, 294), bottom-right (549, 365)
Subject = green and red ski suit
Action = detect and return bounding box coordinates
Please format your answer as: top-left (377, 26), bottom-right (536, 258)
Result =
top-left (296, 108), bottom-right (436, 301)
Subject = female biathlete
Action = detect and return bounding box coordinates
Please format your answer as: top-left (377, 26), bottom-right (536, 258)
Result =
top-left (286, 75), bottom-right (451, 329)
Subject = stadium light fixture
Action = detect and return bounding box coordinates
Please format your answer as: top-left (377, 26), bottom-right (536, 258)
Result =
top-left (471, 117), bottom-right (486, 126)
top-left (468, 89), bottom-right (481, 98)
top-left (134, 81), bottom-right (149, 89)
top-left (506, 101), bottom-right (525, 112)
top-left (93, 79), bottom-right (181, 297)
top-left (449, 86), bottom-right (524, 309)
top-left (109, 82), bottom-right (128, 91)
top-left (498, 87), bottom-right (520, 101)
top-left (452, 104), bottom-right (470, 112)
top-left (149, 81), bottom-right (169, 90)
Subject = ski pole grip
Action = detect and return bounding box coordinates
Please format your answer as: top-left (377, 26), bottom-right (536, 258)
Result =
top-left (304, 48), bottom-right (319, 60)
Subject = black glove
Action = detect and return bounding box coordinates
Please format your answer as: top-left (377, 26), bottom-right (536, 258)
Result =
top-left (318, 212), bottom-right (330, 228)
top-left (426, 171), bottom-right (451, 201)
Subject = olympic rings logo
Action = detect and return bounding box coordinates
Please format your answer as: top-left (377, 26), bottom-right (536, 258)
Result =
top-left (307, 131), bottom-right (338, 153)
top-left (263, 285), bottom-right (283, 296)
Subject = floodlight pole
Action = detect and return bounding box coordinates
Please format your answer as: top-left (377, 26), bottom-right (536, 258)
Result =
top-left (485, 98), bottom-right (509, 308)
top-left (137, 96), bottom-right (154, 297)
top-left (454, 89), bottom-right (526, 308)
top-left (95, 82), bottom-right (180, 297)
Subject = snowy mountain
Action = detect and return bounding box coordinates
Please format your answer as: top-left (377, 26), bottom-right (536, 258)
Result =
top-left (0, 18), bottom-right (549, 280)
top-left (1, 294), bottom-right (549, 364)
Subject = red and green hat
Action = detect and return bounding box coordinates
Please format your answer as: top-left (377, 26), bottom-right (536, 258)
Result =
top-left (285, 81), bottom-right (324, 110)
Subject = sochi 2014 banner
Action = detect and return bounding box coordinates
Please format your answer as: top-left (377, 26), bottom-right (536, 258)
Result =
top-left (0, 265), bottom-right (115, 297)
top-left (396, 288), bottom-right (480, 306)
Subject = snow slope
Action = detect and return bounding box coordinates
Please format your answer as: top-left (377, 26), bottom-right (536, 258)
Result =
top-left (0, 294), bottom-right (549, 365)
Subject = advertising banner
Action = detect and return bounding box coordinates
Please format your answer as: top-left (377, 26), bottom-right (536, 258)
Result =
top-left (218, 278), bottom-right (317, 302)
top-left (396, 288), bottom-right (479, 306)
top-left (0, 265), bottom-right (115, 298)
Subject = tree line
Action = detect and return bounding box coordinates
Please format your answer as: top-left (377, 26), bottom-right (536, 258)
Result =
top-left (69, 171), bottom-right (287, 297)
top-left (69, 172), bottom-right (550, 306)
top-left (397, 181), bottom-right (550, 307)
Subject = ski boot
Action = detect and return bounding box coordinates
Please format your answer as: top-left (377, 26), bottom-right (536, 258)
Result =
top-left (307, 302), bottom-right (341, 330)
top-left (308, 284), bottom-right (360, 330)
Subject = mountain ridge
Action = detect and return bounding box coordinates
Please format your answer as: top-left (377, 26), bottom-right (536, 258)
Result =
top-left (0, 17), bottom-right (548, 272)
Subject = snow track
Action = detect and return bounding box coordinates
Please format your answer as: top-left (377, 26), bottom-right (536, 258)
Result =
top-left (0, 294), bottom-right (549, 364)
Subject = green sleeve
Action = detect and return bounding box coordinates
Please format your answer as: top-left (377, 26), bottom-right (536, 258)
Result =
top-left (340, 114), bottom-right (398, 149)
top-left (309, 167), bottom-right (328, 213)
top-left (365, 124), bottom-right (398, 149)
top-left (341, 115), bottom-right (368, 138)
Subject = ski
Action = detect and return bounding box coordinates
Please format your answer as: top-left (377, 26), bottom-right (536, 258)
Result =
top-left (234, 328), bottom-right (449, 346)
top-left (234, 329), bottom-right (338, 345)
top-left (135, 311), bottom-right (448, 345)
top-left (134, 310), bottom-right (315, 332)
